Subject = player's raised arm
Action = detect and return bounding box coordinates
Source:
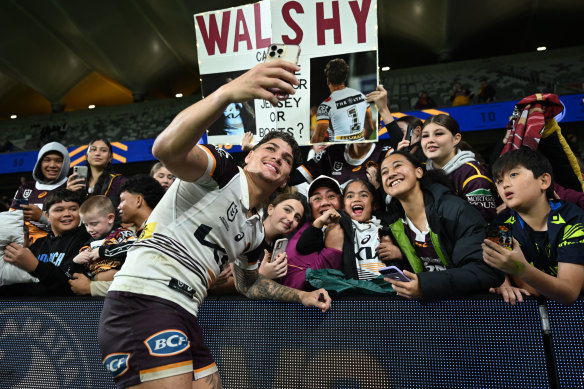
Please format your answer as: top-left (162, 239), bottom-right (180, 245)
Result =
top-left (152, 60), bottom-right (300, 182)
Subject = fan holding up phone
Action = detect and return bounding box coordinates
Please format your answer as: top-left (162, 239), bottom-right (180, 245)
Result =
top-left (395, 116), bottom-right (425, 162)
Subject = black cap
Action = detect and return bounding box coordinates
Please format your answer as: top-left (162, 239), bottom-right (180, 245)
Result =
top-left (307, 175), bottom-right (342, 197)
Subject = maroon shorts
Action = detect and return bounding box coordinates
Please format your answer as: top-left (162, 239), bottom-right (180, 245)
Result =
top-left (98, 291), bottom-right (217, 388)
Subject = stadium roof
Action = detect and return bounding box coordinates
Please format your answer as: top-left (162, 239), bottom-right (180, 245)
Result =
top-left (1, 0), bottom-right (582, 120)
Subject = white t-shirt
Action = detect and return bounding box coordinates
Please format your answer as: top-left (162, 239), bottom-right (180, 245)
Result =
top-left (316, 87), bottom-right (370, 142)
top-left (110, 145), bottom-right (263, 317)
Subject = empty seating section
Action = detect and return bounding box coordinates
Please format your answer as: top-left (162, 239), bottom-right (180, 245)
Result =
top-left (0, 46), bottom-right (581, 151)
top-left (0, 96), bottom-right (199, 151)
top-left (384, 46), bottom-right (583, 112)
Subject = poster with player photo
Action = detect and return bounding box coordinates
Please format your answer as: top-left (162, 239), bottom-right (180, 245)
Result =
top-left (201, 70), bottom-right (257, 145)
top-left (310, 51), bottom-right (378, 145)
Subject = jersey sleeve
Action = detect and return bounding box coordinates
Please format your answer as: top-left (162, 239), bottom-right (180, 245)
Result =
top-left (294, 147), bottom-right (332, 184)
top-left (316, 102), bottom-right (331, 122)
top-left (196, 144), bottom-right (241, 188)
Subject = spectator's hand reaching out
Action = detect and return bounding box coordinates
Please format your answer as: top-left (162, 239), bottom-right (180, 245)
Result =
top-left (489, 275), bottom-right (530, 305)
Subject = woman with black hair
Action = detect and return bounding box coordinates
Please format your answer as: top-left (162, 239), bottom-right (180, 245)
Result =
top-left (67, 138), bottom-right (127, 207)
top-left (378, 150), bottom-right (504, 301)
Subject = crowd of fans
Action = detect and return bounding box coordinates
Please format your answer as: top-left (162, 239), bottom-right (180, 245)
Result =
top-left (0, 65), bottom-right (583, 307)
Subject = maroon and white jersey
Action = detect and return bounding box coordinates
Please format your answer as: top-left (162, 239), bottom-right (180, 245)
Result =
top-left (296, 142), bottom-right (394, 187)
top-left (317, 87), bottom-right (370, 142)
top-left (110, 145), bottom-right (263, 317)
top-left (11, 179), bottom-right (67, 241)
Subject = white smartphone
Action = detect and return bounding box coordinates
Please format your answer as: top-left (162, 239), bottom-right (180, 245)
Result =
top-left (73, 165), bottom-right (88, 181)
top-left (264, 43), bottom-right (300, 100)
top-left (379, 266), bottom-right (411, 282)
top-left (270, 238), bottom-right (288, 262)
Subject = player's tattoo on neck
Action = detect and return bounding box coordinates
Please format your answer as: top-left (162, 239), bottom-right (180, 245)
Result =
top-left (233, 266), bottom-right (302, 303)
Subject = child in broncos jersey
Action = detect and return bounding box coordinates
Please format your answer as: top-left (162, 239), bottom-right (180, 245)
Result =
top-left (97, 60), bottom-right (331, 389)
top-left (72, 195), bottom-right (136, 281)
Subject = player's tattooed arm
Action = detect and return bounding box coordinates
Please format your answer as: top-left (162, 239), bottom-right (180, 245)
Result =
top-left (232, 264), bottom-right (302, 303)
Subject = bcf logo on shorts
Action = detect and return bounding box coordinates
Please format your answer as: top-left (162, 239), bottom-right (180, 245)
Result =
top-left (103, 353), bottom-right (130, 378)
top-left (144, 329), bottom-right (190, 356)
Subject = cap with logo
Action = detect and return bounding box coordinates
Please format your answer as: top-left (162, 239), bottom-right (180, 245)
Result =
top-left (307, 175), bottom-right (342, 198)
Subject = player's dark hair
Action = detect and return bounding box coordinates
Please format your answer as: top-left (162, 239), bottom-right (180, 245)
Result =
top-left (324, 58), bottom-right (349, 85)
top-left (44, 188), bottom-right (82, 212)
top-left (253, 131), bottom-right (302, 170)
top-left (120, 174), bottom-right (165, 210)
top-left (492, 147), bottom-right (555, 198)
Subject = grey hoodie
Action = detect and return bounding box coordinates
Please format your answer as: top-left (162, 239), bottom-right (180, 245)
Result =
top-left (425, 150), bottom-right (476, 174)
top-left (32, 142), bottom-right (70, 185)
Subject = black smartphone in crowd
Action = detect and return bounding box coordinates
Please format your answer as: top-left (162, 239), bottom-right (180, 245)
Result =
top-left (405, 124), bottom-right (414, 143)
top-left (402, 124), bottom-right (414, 152)
top-left (14, 198), bottom-right (29, 209)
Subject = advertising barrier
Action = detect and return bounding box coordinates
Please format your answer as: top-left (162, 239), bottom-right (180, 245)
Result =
top-left (1, 296), bottom-right (581, 388)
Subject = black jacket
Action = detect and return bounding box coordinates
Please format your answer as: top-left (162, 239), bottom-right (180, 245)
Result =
top-left (381, 182), bottom-right (504, 301)
top-left (0, 226), bottom-right (90, 296)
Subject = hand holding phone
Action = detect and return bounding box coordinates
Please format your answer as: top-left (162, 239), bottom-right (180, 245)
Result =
top-left (486, 224), bottom-right (512, 250)
top-left (73, 165), bottom-right (88, 182)
top-left (14, 198), bottom-right (29, 210)
top-left (379, 266), bottom-right (411, 282)
top-left (264, 44), bottom-right (300, 101)
top-left (402, 124), bottom-right (414, 152)
top-left (269, 238), bottom-right (288, 263)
